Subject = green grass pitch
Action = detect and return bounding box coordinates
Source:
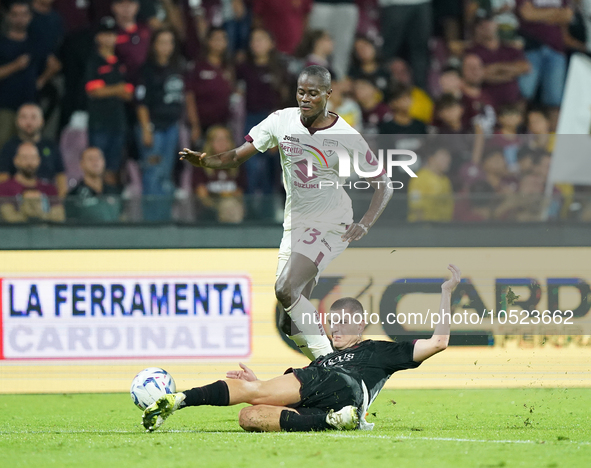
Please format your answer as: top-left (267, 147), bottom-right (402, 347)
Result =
top-left (1, 389), bottom-right (590, 468)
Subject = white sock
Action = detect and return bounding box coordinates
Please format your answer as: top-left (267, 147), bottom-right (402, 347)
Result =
top-left (286, 295), bottom-right (333, 359)
top-left (288, 333), bottom-right (316, 361)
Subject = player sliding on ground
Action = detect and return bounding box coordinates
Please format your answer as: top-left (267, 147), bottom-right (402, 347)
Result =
top-left (142, 264), bottom-right (461, 433)
top-left (180, 65), bottom-right (394, 361)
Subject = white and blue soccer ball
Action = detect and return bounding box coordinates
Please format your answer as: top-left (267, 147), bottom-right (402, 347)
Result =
top-left (130, 367), bottom-right (176, 410)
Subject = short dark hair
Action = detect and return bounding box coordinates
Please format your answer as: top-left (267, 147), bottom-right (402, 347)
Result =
top-left (386, 82), bottom-right (412, 102)
top-left (8, 0), bottom-right (31, 10)
top-left (527, 105), bottom-right (549, 120)
top-left (497, 103), bottom-right (521, 117)
top-left (517, 146), bottom-right (544, 162)
top-left (435, 93), bottom-right (462, 113)
top-left (482, 146), bottom-right (504, 163)
top-left (330, 297), bottom-right (364, 315)
top-left (441, 65), bottom-right (461, 76)
top-left (298, 65), bottom-right (332, 91)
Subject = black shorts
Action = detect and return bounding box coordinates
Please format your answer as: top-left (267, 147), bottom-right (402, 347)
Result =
top-left (291, 367), bottom-right (364, 413)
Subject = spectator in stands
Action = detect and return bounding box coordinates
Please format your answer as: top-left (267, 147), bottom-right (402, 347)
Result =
top-left (194, 126), bottom-right (246, 224)
top-left (516, 0), bottom-right (572, 127)
top-left (460, 53), bottom-right (496, 134)
top-left (176, 0), bottom-right (207, 61)
top-left (65, 147), bottom-right (122, 223)
top-left (494, 171), bottom-right (545, 221)
top-left (353, 77), bottom-right (390, 133)
top-left (297, 30), bottom-right (335, 74)
top-left (137, 0), bottom-right (184, 33)
top-left (466, 13), bottom-right (530, 110)
top-left (53, 0), bottom-right (90, 34)
top-left (222, 0), bottom-right (251, 60)
top-left (135, 28), bottom-right (186, 222)
top-left (0, 103), bottom-right (66, 197)
top-left (438, 65), bottom-right (462, 99)
top-left (388, 58), bottom-right (433, 124)
top-left (85, 17), bottom-right (134, 186)
top-left (356, 0), bottom-right (381, 41)
top-left (55, 0), bottom-right (94, 129)
top-left (492, 104), bottom-right (523, 173)
top-left (29, 0), bottom-right (64, 113)
top-left (433, 94), bottom-right (465, 134)
top-left (379, 83), bottom-right (427, 135)
top-left (454, 180), bottom-right (495, 222)
top-left (252, 0), bottom-right (313, 56)
top-left (348, 35), bottom-right (391, 94)
top-left (237, 27), bottom-right (287, 197)
top-left (0, 141), bottom-right (64, 223)
top-left (91, 0), bottom-right (114, 20)
top-left (112, 0), bottom-right (152, 84)
top-left (467, 0), bottom-right (521, 45)
top-left (378, 0), bottom-right (432, 90)
top-left (308, 0), bottom-right (359, 80)
top-left (328, 78), bottom-right (363, 131)
top-left (407, 146), bottom-right (454, 222)
top-left (460, 147), bottom-right (519, 194)
top-left (0, 1), bottom-right (40, 148)
top-left (516, 145), bottom-right (538, 175)
top-left (526, 106), bottom-right (554, 152)
top-left (186, 27), bottom-right (234, 144)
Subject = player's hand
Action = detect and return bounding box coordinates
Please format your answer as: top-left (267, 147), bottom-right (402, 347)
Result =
top-left (179, 148), bottom-right (206, 167)
top-left (441, 264), bottom-right (461, 292)
top-left (341, 222), bottom-right (369, 243)
top-left (226, 362), bottom-right (257, 381)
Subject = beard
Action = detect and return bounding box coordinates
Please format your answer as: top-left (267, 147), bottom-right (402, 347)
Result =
top-left (19, 128), bottom-right (40, 140)
top-left (18, 167), bottom-right (37, 179)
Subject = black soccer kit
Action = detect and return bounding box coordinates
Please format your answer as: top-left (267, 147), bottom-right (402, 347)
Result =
top-left (291, 340), bottom-right (421, 413)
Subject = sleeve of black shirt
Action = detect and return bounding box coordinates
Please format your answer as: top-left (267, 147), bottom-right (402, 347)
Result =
top-left (135, 64), bottom-right (152, 108)
top-left (65, 184), bottom-right (81, 220)
top-left (51, 141), bottom-right (65, 173)
top-left (374, 340), bottom-right (421, 374)
top-left (0, 142), bottom-right (14, 173)
top-left (84, 55), bottom-right (102, 93)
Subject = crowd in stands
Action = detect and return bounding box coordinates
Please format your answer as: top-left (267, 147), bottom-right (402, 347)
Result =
top-left (0, 0), bottom-right (590, 224)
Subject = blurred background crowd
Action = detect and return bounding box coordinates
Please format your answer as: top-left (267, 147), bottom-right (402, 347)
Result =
top-left (1, 0), bottom-right (591, 225)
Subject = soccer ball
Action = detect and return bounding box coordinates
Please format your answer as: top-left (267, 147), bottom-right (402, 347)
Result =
top-left (130, 367), bottom-right (177, 410)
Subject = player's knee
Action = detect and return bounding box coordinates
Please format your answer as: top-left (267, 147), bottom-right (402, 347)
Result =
top-left (239, 406), bottom-right (260, 432)
top-left (274, 278), bottom-right (291, 307)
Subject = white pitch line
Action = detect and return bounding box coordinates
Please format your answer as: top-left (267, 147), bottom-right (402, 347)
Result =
top-left (0, 430), bottom-right (588, 446)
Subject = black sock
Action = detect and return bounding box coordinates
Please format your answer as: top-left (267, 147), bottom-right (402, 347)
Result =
top-left (182, 380), bottom-right (230, 407)
top-left (279, 409), bottom-right (330, 432)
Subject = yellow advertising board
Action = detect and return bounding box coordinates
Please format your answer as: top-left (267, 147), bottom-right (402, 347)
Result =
top-left (0, 248), bottom-right (590, 394)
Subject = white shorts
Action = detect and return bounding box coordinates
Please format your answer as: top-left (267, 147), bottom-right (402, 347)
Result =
top-left (275, 225), bottom-right (350, 283)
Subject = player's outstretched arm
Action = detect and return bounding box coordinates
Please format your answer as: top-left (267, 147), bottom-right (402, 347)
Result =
top-left (179, 141), bottom-right (259, 169)
top-left (412, 264), bottom-right (461, 363)
top-left (342, 173), bottom-right (393, 243)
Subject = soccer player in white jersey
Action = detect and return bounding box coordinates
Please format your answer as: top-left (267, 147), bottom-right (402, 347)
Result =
top-left (181, 65), bottom-right (393, 360)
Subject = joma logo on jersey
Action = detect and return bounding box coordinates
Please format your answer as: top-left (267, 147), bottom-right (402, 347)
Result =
top-left (283, 135), bottom-right (300, 143)
top-left (300, 147), bottom-right (418, 179)
top-left (280, 142), bottom-right (303, 156)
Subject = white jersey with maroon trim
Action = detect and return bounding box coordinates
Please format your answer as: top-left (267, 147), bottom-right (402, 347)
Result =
top-left (247, 107), bottom-right (383, 230)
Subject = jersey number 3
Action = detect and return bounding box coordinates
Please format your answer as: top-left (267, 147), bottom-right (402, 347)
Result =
top-left (303, 228), bottom-right (321, 244)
